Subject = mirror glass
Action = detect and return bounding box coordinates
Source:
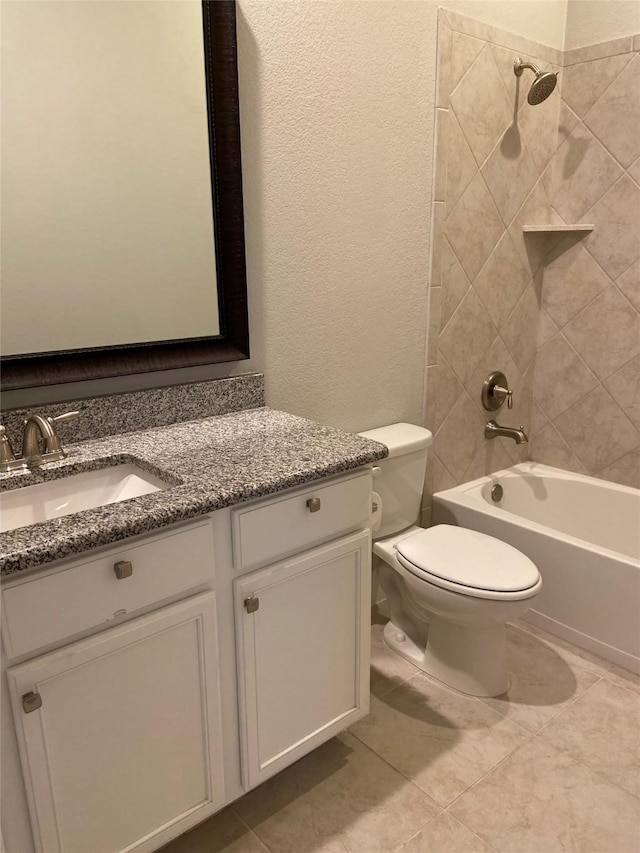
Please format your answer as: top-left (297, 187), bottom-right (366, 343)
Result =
top-left (0, 0), bottom-right (248, 390)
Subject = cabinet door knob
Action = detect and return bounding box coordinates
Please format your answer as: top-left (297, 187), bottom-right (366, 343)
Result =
top-left (113, 560), bottom-right (133, 580)
top-left (244, 596), bottom-right (260, 613)
top-left (306, 497), bottom-right (321, 513)
top-left (22, 691), bottom-right (42, 714)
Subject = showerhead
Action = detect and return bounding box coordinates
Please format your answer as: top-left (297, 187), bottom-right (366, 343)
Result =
top-left (513, 58), bottom-right (558, 105)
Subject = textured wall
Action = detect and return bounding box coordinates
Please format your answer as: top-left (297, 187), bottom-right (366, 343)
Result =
top-left (530, 37), bottom-right (640, 487)
top-left (564, 1), bottom-right (640, 50)
top-left (423, 10), bottom-right (564, 521)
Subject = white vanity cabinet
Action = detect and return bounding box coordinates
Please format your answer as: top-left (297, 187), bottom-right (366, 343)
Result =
top-left (2, 519), bottom-right (225, 853)
top-left (231, 470), bottom-right (372, 788)
top-left (1, 467), bottom-right (373, 853)
top-left (234, 530), bottom-right (370, 788)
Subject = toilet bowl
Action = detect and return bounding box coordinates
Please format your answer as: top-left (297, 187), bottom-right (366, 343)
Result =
top-left (360, 423), bottom-right (541, 697)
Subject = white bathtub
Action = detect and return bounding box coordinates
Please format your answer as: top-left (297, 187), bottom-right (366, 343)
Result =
top-left (433, 462), bottom-right (640, 673)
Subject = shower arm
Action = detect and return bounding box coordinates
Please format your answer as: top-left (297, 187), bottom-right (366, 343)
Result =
top-left (514, 59), bottom-right (541, 77)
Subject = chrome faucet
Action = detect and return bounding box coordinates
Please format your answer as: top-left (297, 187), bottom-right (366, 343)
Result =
top-left (0, 411), bottom-right (80, 472)
top-left (484, 420), bottom-right (528, 445)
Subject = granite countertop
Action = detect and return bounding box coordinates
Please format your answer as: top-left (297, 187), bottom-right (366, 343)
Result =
top-left (0, 408), bottom-right (387, 576)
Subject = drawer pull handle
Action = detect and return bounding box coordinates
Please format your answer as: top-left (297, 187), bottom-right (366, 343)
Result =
top-left (113, 560), bottom-right (133, 580)
top-left (22, 692), bottom-right (42, 714)
top-left (306, 497), bottom-right (321, 513)
top-left (244, 596), bottom-right (260, 613)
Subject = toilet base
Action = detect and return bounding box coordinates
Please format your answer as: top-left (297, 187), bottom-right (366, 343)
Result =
top-left (383, 618), bottom-right (509, 697)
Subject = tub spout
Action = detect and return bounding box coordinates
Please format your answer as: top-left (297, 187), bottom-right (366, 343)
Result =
top-left (485, 420), bottom-right (528, 444)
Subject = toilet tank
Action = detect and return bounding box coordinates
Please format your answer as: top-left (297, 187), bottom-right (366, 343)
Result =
top-left (358, 423), bottom-right (433, 538)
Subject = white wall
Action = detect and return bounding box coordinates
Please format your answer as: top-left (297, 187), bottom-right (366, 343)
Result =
top-left (236, 0), bottom-right (568, 432)
top-left (564, 0), bottom-right (640, 49)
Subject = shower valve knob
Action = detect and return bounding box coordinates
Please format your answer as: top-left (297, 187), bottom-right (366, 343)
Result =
top-left (482, 372), bottom-right (513, 411)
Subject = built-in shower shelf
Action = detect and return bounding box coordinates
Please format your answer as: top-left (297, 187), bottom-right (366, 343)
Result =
top-left (522, 224), bottom-right (594, 232)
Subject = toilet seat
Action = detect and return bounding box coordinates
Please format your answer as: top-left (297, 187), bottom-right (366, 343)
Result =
top-left (396, 524), bottom-right (541, 601)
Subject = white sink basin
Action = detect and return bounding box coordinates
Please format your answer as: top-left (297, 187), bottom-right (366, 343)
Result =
top-left (0, 465), bottom-right (169, 533)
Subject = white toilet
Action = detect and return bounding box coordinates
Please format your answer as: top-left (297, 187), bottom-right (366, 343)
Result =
top-left (360, 423), bottom-right (541, 697)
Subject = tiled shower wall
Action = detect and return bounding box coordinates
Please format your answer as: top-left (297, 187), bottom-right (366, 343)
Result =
top-left (530, 39), bottom-right (640, 488)
top-left (424, 12), bottom-right (640, 521)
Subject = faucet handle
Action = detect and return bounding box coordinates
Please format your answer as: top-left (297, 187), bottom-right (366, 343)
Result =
top-left (49, 411), bottom-right (80, 425)
top-left (493, 384), bottom-right (513, 409)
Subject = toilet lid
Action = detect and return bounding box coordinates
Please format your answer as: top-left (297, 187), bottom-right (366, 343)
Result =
top-left (396, 525), bottom-right (540, 593)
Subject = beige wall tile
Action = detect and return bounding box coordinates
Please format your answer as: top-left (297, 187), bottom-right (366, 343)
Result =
top-left (432, 353), bottom-right (463, 434)
top-left (529, 421), bottom-right (588, 473)
top-left (444, 173), bottom-right (504, 281)
top-left (584, 54), bottom-right (640, 169)
top-left (450, 738), bottom-right (640, 853)
top-left (541, 236), bottom-right (610, 328)
top-left (530, 400), bottom-right (550, 436)
top-left (507, 179), bottom-right (559, 273)
top-left (426, 287), bottom-right (441, 367)
top-left (473, 232), bottom-right (530, 331)
top-left (564, 36), bottom-right (635, 67)
top-left (563, 284), bottom-right (640, 381)
top-left (445, 109), bottom-right (478, 217)
top-left (433, 108), bottom-right (449, 202)
top-left (433, 390), bottom-right (486, 481)
top-left (432, 452), bottom-right (457, 493)
top-left (438, 286), bottom-right (496, 385)
top-left (500, 285), bottom-right (540, 374)
top-left (429, 200), bottom-right (445, 288)
top-left (534, 333), bottom-right (598, 420)
top-left (463, 439), bottom-right (513, 481)
top-left (556, 100), bottom-right (580, 148)
top-left (595, 446), bottom-right (640, 489)
top-left (450, 46), bottom-right (513, 167)
top-left (628, 155), bottom-right (640, 185)
top-left (582, 174), bottom-right (640, 279)
top-left (450, 30), bottom-right (486, 95)
top-left (441, 237), bottom-right (470, 328)
top-left (554, 384), bottom-right (640, 473)
top-left (443, 10), bottom-right (497, 44)
top-left (481, 128), bottom-right (539, 226)
top-left (436, 15), bottom-right (452, 109)
top-left (607, 354), bottom-right (640, 430)
top-left (542, 122), bottom-right (623, 223)
top-left (561, 53), bottom-right (633, 118)
top-left (616, 258), bottom-right (640, 311)
top-left (536, 308), bottom-right (558, 348)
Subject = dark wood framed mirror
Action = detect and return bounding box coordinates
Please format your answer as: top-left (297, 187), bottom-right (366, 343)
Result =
top-left (1, 0), bottom-right (249, 392)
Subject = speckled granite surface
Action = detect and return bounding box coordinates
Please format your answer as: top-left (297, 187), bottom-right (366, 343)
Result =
top-left (0, 408), bottom-right (387, 576)
top-left (1, 374), bottom-right (264, 447)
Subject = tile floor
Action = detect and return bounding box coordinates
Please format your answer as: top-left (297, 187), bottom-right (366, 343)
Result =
top-left (163, 611), bottom-right (640, 853)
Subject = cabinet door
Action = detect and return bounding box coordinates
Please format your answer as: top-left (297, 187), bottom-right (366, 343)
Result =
top-left (7, 592), bottom-right (224, 853)
top-left (234, 530), bottom-right (371, 788)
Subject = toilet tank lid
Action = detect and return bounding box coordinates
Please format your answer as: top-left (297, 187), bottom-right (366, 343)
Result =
top-left (358, 423), bottom-right (433, 458)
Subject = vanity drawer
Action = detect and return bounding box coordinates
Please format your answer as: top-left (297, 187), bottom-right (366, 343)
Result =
top-left (232, 471), bottom-right (371, 570)
top-left (2, 519), bottom-right (215, 658)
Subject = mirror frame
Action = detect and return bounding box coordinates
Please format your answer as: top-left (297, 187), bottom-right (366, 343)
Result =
top-left (1, 0), bottom-right (249, 392)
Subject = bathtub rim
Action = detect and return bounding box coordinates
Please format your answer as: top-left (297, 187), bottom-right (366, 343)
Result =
top-left (433, 461), bottom-right (640, 567)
